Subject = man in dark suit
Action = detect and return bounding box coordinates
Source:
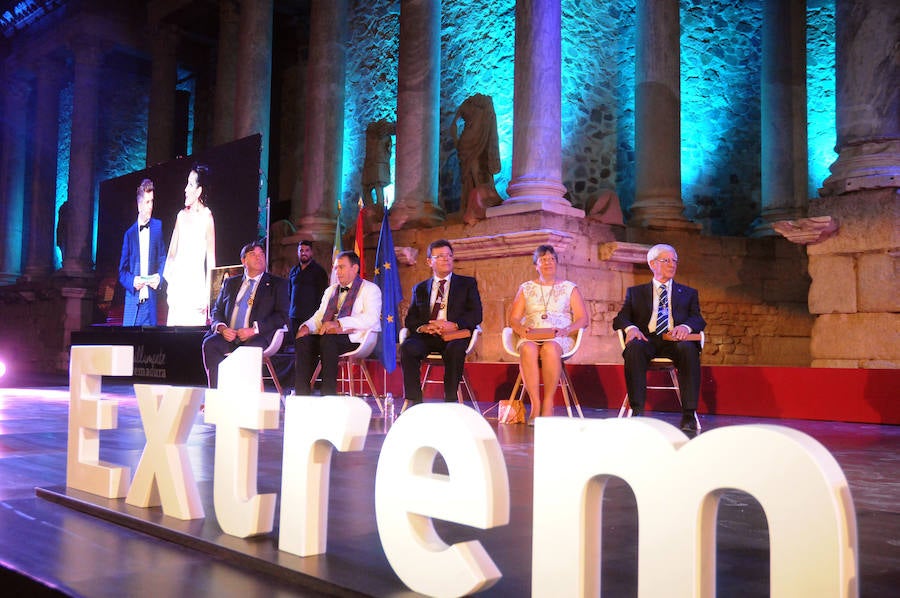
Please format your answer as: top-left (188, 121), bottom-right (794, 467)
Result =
top-left (613, 243), bottom-right (706, 436)
top-left (202, 241), bottom-right (289, 387)
top-left (288, 240), bottom-right (329, 337)
top-left (401, 239), bottom-right (483, 404)
top-left (118, 179), bottom-right (166, 326)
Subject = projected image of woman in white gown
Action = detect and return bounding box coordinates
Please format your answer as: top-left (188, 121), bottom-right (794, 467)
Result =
top-left (164, 164), bottom-right (216, 326)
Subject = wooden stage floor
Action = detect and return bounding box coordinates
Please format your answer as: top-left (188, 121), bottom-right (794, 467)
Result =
top-left (0, 376), bottom-right (897, 597)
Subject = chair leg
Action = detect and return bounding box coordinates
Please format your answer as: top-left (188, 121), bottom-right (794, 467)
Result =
top-left (457, 372), bottom-right (480, 414)
top-left (618, 394), bottom-right (632, 418)
top-left (668, 367), bottom-right (683, 408)
top-left (559, 377), bottom-right (573, 417)
top-left (560, 367), bottom-right (583, 418)
top-left (357, 359), bottom-right (383, 413)
top-left (264, 357), bottom-right (283, 396)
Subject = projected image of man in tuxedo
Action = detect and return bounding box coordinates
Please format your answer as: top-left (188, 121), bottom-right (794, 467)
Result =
top-left (118, 179), bottom-right (166, 326)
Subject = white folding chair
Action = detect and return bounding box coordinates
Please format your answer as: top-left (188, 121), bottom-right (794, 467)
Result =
top-left (616, 328), bottom-right (703, 430)
top-left (310, 329), bottom-right (383, 413)
top-left (398, 325), bottom-right (482, 413)
top-left (491, 327), bottom-right (584, 418)
top-left (262, 325), bottom-right (288, 396)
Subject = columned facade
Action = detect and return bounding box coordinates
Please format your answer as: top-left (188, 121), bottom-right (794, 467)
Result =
top-left (803, 0), bottom-right (900, 368)
top-left (296, 0), bottom-right (348, 240)
top-left (61, 38), bottom-right (104, 277)
top-left (233, 0), bottom-right (274, 235)
top-left (146, 24), bottom-right (179, 167)
top-left (0, 69), bottom-right (30, 282)
top-left (212, 0), bottom-right (240, 146)
top-left (24, 57), bottom-right (64, 279)
top-left (490, 0), bottom-right (579, 218)
top-left (630, 0), bottom-right (693, 230)
top-left (820, 0), bottom-right (900, 195)
top-left (390, 0), bottom-right (443, 229)
top-left (754, 0), bottom-right (808, 236)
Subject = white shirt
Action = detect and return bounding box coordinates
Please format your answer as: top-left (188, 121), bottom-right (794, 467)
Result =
top-left (430, 272), bottom-right (453, 320)
top-left (649, 279), bottom-right (672, 333)
top-left (138, 220), bottom-right (150, 301)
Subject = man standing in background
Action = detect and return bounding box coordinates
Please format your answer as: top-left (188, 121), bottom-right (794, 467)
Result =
top-left (289, 240), bottom-right (329, 337)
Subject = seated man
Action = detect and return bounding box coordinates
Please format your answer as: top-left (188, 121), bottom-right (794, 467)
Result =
top-left (201, 241), bottom-right (290, 388)
top-left (612, 243), bottom-right (706, 436)
top-left (401, 239), bottom-right (482, 404)
top-left (294, 251), bottom-right (382, 396)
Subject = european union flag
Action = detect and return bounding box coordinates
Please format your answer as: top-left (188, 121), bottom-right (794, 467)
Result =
top-left (374, 209), bottom-right (402, 372)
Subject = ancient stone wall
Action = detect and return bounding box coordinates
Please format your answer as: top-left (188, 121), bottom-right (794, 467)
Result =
top-left (370, 213), bottom-right (814, 367)
top-left (807, 189), bottom-right (899, 368)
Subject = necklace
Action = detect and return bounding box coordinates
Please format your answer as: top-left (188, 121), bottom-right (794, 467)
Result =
top-left (538, 280), bottom-right (556, 319)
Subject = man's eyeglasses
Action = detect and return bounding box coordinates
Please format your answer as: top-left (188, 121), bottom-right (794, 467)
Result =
top-left (654, 258), bottom-right (678, 265)
top-left (431, 254), bottom-right (454, 261)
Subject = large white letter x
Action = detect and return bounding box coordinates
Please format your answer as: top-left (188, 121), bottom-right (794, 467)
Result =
top-left (125, 384), bottom-right (205, 520)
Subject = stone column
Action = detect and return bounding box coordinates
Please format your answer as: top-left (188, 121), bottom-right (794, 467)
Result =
top-left (234, 0), bottom-right (273, 238)
top-left (24, 57), bottom-right (64, 280)
top-left (212, 0), bottom-right (239, 146)
top-left (0, 69), bottom-right (31, 283)
top-left (490, 0), bottom-right (581, 218)
top-left (61, 39), bottom-right (105, 277)
top-left (146, 24), bottom-right (179, 166)
top-left (820, 0), bottom-right (900, 195)
top-left (803, 0), bottom-right (900, 368)
top-left (753, 0), bottom-right (808, 236)
top-left (390, 0), bottom-right (444, 229)
top-left (630, 0), bottom-right (694, 230)
top-left (296, 0), bottom-right (347, 240)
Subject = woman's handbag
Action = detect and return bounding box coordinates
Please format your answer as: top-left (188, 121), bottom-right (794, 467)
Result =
top-left (498, 397), bottom-right (526, 424)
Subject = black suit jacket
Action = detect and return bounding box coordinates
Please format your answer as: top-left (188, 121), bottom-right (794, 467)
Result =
top-left (405, 273), bottom-right (483, 332)
top-left (613, 281), bottom-right (706, 337)
top-left (206, 272), bottom-right (290, 345)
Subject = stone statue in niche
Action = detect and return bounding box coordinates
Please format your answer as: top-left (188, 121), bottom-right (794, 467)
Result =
top-left (362, 119), bottom-right (396, 209)
top-left (449, 93), bottom-right (502, 224)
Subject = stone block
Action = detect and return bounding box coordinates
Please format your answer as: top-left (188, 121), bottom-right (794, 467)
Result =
top-left (808, 255), bottom-right (857, 314)
top-left (807, 189), bottom-right (900, 255)
top-left (752, 336), bottom-right (810, 367)
top-left (763, 274), bottom-right (810, 303)
top-left (811, 313), bottom-right (900, 361)
top-left (857, 252), bottom-right (899, 312)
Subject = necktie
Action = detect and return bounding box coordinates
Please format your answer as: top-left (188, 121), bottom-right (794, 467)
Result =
top-left (655, 285), bottom-right (669, 336)
top-left (339, 286), bottom-right (350, 293)
top-left (233, 279), bottom-right (256, 329)
top-left (430, 279), bottom-right (446, 320)
top-left (139, 222), bottom-right (149, 231)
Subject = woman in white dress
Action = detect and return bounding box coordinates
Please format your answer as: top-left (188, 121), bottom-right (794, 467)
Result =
top-left (164, 164), bottom-right (216, 325)
top-left (508, 245), bottom-right (588, 422)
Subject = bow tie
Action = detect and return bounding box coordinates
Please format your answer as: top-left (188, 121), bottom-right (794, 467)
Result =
top-left (139, 222), bottom-right (150, 231)
top-left (339, 286), bottom-right (351, 293)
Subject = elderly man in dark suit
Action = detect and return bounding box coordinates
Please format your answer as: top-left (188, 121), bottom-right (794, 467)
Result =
top-left (202, 241), bottom-right (289, 387)
top-left (118, 179), bottom-right (166, 326)
top-left (401, 239), bottom-right (483, 405)
top-left (613, 243), bottom-right (706, 436)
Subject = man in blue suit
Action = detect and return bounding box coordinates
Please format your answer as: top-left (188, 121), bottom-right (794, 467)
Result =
top-left (118, 179), bottom-right (166, 326)
top-left (613, 243), bottom-right (706, 436)
top-left (202, 241), bottom-right (290, 388)
top-left (401, 239), bottom-right (483, 404)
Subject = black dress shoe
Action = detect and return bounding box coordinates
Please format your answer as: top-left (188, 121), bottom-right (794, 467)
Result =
top-left (680, 413), bottom-right (698, 438)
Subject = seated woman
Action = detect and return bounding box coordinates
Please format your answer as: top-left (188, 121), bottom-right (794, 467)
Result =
top-left (508, 245), bottom-right (588, 423)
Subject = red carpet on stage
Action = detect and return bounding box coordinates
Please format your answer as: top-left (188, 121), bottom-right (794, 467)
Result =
top-left (374, 363), bottom-right (900, 425)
